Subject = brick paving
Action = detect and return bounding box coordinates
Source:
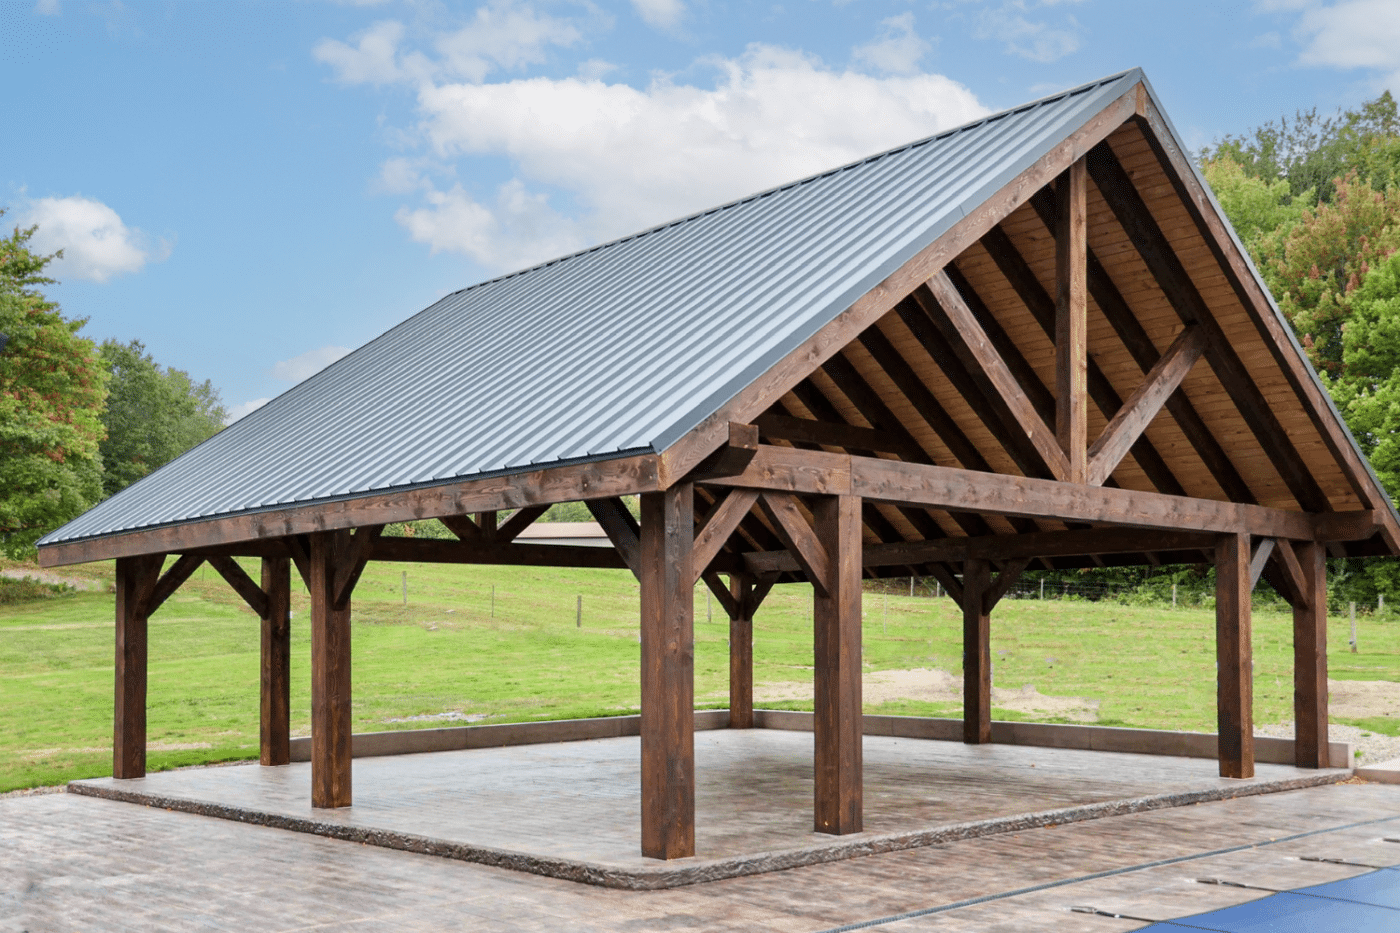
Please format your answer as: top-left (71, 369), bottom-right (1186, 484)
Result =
top-left (5, 736), bottom-right (1399, 931)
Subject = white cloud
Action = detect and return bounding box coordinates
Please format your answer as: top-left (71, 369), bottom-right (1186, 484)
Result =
top-left (1291, 0), bottom-right (1400, 88)
top-left (33, 0), bottom-right (60, 15)
top-left (314, 3), bottom-right (584, 87)
top-left (631, 0), bottom-right (685, 31)
top-left (20, 195), bottom-right (163, 283)
top-left (400, 44), bottom-right (986, 270)
top-left (270, 346), bottom-right (352, 382)
top-left (852, 13), bottom-right (931, 76)
top-left (224, 398), bottom-right (270, 424)
top-left (975, 6), bottom-right (1082, 63)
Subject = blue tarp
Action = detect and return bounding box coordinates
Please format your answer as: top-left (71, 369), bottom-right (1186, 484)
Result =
top-left (1138, 867), bottom-right (1400, 932)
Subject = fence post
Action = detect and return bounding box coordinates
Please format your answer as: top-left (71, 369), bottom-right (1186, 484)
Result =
top-left (491, 583), bottom-right (495, 618)
top-left (401, 571), bottom-right (407, 607)
top-left (1040, 579), bottom-right (1045, 600)
top-left (577, 594), bottom-right (583, 629)
top-left (1351, 601), bottom-right (1357, 653)
top-left (1172, 583), bottom-right (1177, 608)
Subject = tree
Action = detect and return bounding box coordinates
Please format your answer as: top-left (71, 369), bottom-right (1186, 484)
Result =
top-left (0, 211), bottom-right (107, 558)
top-left (99, 338), bottom-right (226, 497)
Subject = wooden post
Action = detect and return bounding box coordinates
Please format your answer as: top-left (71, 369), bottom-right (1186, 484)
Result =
top-left (813, 494), bottom-right (863, 835)
top-left (1056, 158), bottom-right (1089, 484)
top-left (639, 484), bottom-right (695, 859)
top-left (729, 573), bottom-right (754, 730)
top-left (113, 555), bottom-right (161, 779)
top-left (309, 531), bottom-right (353, 807)
top-left (962, 559), bottom-right (992, 744)
top-left (1215, 532), bottom-right (1254, 779)
top-left (1294, 542), bottom-right (1329, 769)
top-left (260, 556), bottom-right (292, 767)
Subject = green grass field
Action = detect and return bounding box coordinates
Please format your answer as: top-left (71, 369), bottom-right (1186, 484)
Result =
top-left (2, 557), bottom-right (1396, 793)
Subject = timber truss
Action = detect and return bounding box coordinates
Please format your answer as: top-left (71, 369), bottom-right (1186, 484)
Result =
top-left (40, 76), bottom-right (1399, 863)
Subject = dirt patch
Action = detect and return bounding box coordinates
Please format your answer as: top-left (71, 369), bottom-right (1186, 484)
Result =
top-left (754, 668), bottom-right (1100, 722)
top-left (1328, 678), bottom-right (1400, 720)
top-left (0, 567), bottom-right (104, 592)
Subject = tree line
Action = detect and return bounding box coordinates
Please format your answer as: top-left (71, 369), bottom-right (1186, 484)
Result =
top-left (0, 212), bottom-right (225, 558)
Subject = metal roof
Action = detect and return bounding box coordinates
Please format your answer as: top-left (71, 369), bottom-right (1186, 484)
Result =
top-left (42, 69), bottom-right (1146, 546)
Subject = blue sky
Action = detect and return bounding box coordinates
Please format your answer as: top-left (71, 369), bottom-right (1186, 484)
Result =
top-left (3, 0), bottom-right (1399, 421)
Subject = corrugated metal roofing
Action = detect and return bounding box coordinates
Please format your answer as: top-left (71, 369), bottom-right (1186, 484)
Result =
top-left (41, 69), bottom-right (1145, 546)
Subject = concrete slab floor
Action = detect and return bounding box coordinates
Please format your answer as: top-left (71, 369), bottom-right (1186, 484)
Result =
top-left (66, 730), bottom-right (1345, 888)
top-left (6, 780), bottom-right (1400, 932)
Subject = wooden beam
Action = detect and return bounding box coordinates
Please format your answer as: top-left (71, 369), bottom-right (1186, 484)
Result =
top-left (962, 559), bottom-right (992, 745)
top-left (208, 555), bottom-right (270, 619)
top-left (1085, 142), bottom-right (1330, 513)
top-left (440, 513), bottom-right (485, 543)
top-left (1270, 539), bottom-right (1309, 609)
top-left (476, 511), bottom-right (498, 538)
top-left (758, 492), bottom-right (832, 596)
top-left (639, 484), bottom-right (696, 860)
top-left (1249, 537), bottom-right (1276, 588)
top-left (261, 556), bottom-right (292, 767)
top-left (39, 453), bottom-right (662, 568)
top-left (744, 527), bottom-right (1217, 574)
top-left (285, 535), bottom-right (312, 592)
top-left (706, 446), bottom-right (1322, 540)
top-left (655, 83), bottom-right (1144, 488)
top-left (984, 559), bottom-right (1030, 613)
top-left (728, 574), bottom-right (756, 729)
top-left (1087, 326), bottom-right (1206, 486)
top-left (333, 525), bottom-right (383, 611)
top-left (1215, 532), bottom-right (1254, 779)
top-left (113, 554), bottom-right (163, 779)
top-left (497, 505), bottom-right (550, 544)
top-left (978, 226), bottom-right (1189, 502)
top-left (1055, 159), bottom-right (1089, 484)
top-left (812, 494), bottom-right (862, 835)
top-left (688, 422), bottom-right (760, 479)
top-left (1028, 188), bottom-right (1256, 504)
top-left (1135, 100), bottom-right (1400, 546)
top-left (701, 570), bottom-right (739, 620)
top-left (925, 271), bottom-right (1071, 481)
top-left (1292, 541), bottom-right (1330, 769)
top-left (586, 498), bottom-right (642, 578)
top-left (369, 535), bottom-right (634, 570)
top-left (755, 413), bottom-right (914, 457)
top-left (309, 530), bottom-right (353, 808)
top-left (145, 553), bottom-right (205, 616)
top-left (691, 489), bottom-right (760, 584)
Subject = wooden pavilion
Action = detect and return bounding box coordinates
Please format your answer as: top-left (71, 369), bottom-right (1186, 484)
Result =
top-left (37, 70), bottom-right (1400, 860)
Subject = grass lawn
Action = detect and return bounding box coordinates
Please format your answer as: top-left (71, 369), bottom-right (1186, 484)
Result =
top-left (2, 557), bottom-right (1396, 793)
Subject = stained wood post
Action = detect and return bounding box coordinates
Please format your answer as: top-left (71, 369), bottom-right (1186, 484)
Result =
top-left (113, 555), bottom-right (161, 779)
top-left (1056, 158), bottom-right (1088, 484)
top-left (260, 556), bottom-right (292, 767)
top-left (639, 484), bottom-right (695, 859)
top-left (1215, 532), bottom-right (1254, 779)
top-left (812, 494), bottom-right (863, 834)
top-left (1293, 541), bottom-right (1329, 769)
top-left (729, 573), bottom-right (754, 730)
top-left (962, 559), bottom-right (992, 744)
top-left (309, 531), bottom-right (353, 807)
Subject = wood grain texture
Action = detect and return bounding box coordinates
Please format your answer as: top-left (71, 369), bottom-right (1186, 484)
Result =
top-left (755, 412), bottom-right (914, 457)
top-left (729, 574), bottom-right (755, 730)
top-left (691, 490), bottom-right (760, 584)
top-left (586, 498), bottom-right (643, 578)
top-left (706, 447), bottom-right (1321, 539)
top-left (1055, 160), bottom-right (1089, 484)
top-left (758, 492), bottom-right (832, 596)
top-left (1087, 325), bottom-right (1205, 486)
top-left (39, 454), bottom-right (662, 568)
top-left (655, 85), bottom-right (1143, 487)
top-left (310, 531), bottom-right (353, 808)
top-left (145, 553), bottom-right (204, 616)
top-left (333, 525), bottom-right (384, 610)
top-left (368, 536), bottom-right (636, 570)
top-left (261, 556), bottom-right (292, 767)
top-left (1293, 541), bottom-right (1330, 769)
top-left (1215, 532), bottom-right (1254, 780)
top-left (113, 554), bottom-right (163, 779)
top-left (496, 505), bottom-right (550, 543)
top-left (639, 485), bottom-right (696, 859)
top-left (926, 271), bottom-right (1071, 481)
top-left (812, 495), bottom-right (863, 834)
top-left (962, 559), bottom-right (992, 745)
top-left (208, 555), bottom-right (270, 619)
